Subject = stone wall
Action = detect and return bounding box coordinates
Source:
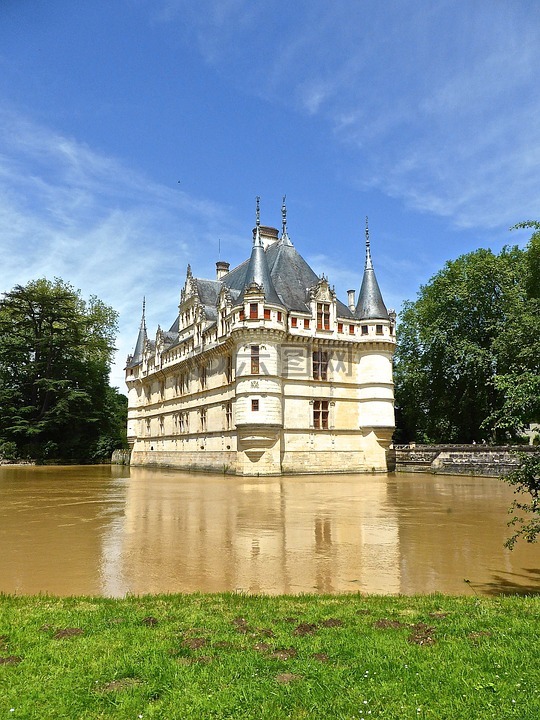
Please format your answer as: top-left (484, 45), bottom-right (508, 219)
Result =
top-left (393, 444), bottom-right (539, 476)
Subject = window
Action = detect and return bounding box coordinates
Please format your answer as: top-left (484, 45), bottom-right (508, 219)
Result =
top-left (304, 318), bottom-right (310, 329)
top-left (200, 364), bottom-right (207, 389)
top-left (250, 303), bottom-right (258, 319)
top-left (291, 317), bottom-right (298, 328)
top-left (200, 407), bottom-right (207, 431)
top-left (277, 311), bottom-right (282, 322)
top-left (317, 303), bottom-right (330, 330)
top-left (312, 350), bottom-right (328, 380)
top-left (226, 355), bottom-right (233, 383)
top-left (239, 308), bottom-right (246, 321)
top-left (337, 322), bottom-right (343, 333)
top-left (159, 417), bottom-right (164, 435)
top-left (361, 325), bottom-right (368, 335)
top-left (349, 324), bottom-right (355, 335)
top-left (376, 324), bottom-right (383, 335)
top-left (264, 308), bottom-right (271, 320)
top-left (225, 402), bottom-right (233, 429)
top-left (251, 345), bottom-right (260, 374)
top-left (251, 399), bottom-right (259, 412)
top-left (313, 400), bottom-right (329, 429)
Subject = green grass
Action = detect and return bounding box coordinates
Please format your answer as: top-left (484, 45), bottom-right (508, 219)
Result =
top-left (1, 593), bottom-right (538, 719)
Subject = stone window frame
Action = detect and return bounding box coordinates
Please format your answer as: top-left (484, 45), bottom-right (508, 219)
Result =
top-left (312, 399), bottom-right (329, 429)
top-left (251, 345), bottom-right (260, 375)
top-left (312, 348), bottom-right (329, 381)
top-left (317, 302), bottom-right (331, 331)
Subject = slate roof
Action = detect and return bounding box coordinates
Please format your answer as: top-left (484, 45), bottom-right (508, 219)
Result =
top-left (233, 231), bottom-right (282, 306)
top-left (131, 221), bottom-right (389, 364)
top-left (355, 242), bottom-right (389, 320)
top-left (126, 310), bottom-right (147, 367)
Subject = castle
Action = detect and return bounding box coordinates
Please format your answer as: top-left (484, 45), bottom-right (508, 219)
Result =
top-left (125, 199), bottom-right (396, 475)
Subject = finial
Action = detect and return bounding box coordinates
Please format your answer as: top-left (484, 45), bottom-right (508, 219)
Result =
top-left (365, 216), bottom-right (373, 270)
top-left (139, 296), bottom-right (147, 333)
top-left (254, 196), bottom-right (262, 246)
top-left (280, 194), bottom-right (293, 245)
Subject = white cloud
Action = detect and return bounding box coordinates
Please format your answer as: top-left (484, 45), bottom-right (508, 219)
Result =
top-left (156, 0), bottom-right (540, 231)
top-left (0, 108), bottom-right (243, 389)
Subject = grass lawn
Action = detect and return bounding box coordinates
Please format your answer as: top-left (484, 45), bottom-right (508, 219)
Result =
top-left (1, 593), bottom-right (538, 719)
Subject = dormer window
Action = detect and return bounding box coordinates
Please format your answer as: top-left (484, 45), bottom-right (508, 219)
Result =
top-left (317, 303), bottom-right (330, 330)
top-left (250, 303), bottom-right (258, 319)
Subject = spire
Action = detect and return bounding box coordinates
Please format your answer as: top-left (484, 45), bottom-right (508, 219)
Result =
top-left (355, 219), bottom-right (389, 320)
top-left (365, 216), bottom-right (373, 270)
top-left (254, 196), bottom-right (262, 246)
top-left (280, 194), bottom-right (292, 246)
top-left (236, 197), bottom-right (282, 306)
top-left (128, 297), bottom-right (148, 366)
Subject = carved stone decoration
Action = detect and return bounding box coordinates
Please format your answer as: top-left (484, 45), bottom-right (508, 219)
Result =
top-left (308, 277), bottom-right (336, 303)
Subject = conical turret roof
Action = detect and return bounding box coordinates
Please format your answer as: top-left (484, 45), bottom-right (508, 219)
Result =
top-left (235, 198), bottom-right (282, 306)
top-left (127, 298), bottom-right (147, 367)
top-left (355, 221), bottom-right (389, 320)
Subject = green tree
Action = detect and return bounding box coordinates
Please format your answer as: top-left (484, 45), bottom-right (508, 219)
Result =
top-left (487, 224), bottom-right (540, 437)
top-left (394, 238), bottom-right (538, 443)
top-left (0, 278), bottom-right (126, 461)
top-left (503, 453), bottom-right (540, 548)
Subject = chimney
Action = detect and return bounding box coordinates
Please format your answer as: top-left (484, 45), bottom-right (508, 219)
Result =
top-left (253, 225), bottom-right (279, 250)
top-left (347, 289), bottom-right (356, 312)
top-left (216, 261), bottom-right (230, 280)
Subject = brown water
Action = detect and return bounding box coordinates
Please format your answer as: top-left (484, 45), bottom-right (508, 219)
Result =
top-left (0, 465), bottom-right (538, 597)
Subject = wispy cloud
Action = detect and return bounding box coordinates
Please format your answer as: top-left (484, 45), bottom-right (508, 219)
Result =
top-left (0, 107), bottom-right (243, 388)
top-left (157, 0), bottom-right (540, 231)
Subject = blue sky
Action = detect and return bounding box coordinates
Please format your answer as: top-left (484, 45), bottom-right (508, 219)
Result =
top-left (1, 0), bottom-right (539, 388)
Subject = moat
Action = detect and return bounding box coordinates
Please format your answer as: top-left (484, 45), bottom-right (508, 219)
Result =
top-left (1, 464), bottom-right (538, 597)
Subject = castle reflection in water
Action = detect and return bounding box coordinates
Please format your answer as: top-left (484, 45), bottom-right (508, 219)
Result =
top-left (100, 468), bottom-right (535, 597)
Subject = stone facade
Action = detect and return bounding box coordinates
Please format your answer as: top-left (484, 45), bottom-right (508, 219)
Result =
top-left (125, 202), bottom-right (396, 475)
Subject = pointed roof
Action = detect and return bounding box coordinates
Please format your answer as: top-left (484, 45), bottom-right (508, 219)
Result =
top-left (127, 298), bottom-right (148, 367)
top-left (355, 218), bottom-right (389, 320)
top-left (234, 197), bottom-right (282, 306)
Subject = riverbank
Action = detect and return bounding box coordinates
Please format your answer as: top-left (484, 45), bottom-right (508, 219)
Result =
top-left (393, 444), bottom-right (539, 476)
top-left (1, 593), bottom-right (538, 719)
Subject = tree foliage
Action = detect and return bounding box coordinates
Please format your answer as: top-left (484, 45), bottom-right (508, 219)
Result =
top-left (0, 278), bottom-right (127, 461)
top-left (394, 227), bottom-right (540, 443)
top-left (503, 453), bottom-right (540, 549)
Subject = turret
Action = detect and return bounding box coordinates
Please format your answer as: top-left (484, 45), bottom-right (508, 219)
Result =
top-left (235, 197), bottom-right (283, 308)
top-left (355, 218), bottom-right (389, 320)
top-left (353, 219), bottom-right (395, 468)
